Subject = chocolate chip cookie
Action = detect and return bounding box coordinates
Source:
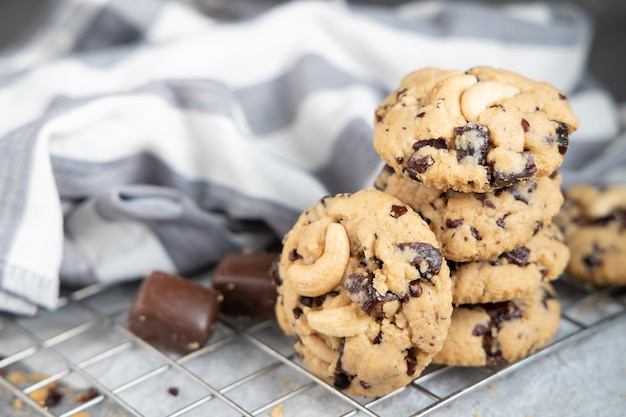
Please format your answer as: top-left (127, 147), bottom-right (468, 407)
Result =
top-left (555, 184), bottom-right (626, 286)
top-left (274, 189), bottom-right (453, 397)
top-left (449, 223), bottom-right (569, 304)
top-left (373, 66), bottom-right (578, 193)
top-left (432, 283), bottom-right (560, 366)
top-left (375, 164), bottom-right (564, 262)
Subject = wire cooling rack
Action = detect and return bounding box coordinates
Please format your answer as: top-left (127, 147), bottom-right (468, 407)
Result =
top-left (1, 273), bottom-right (625, 417)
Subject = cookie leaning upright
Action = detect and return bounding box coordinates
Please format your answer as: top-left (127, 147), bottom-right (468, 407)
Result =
top-left (373, 67), bottom-right (579, 193)
top-left (274, 189), bottom-right (453, 398)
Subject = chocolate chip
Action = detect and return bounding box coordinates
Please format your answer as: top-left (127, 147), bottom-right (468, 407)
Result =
top-left (476, 194), bottom-right (495, 209)
top-left (413, 138), bottom-right (450, 151)
top-left (345, 272), bottom-right (401, 317)
top-left (416, 111), bottom-right (426, 118)
top-left (334, 339), bottom-right (354, 390)
top-left (299, 296), bottom-right (314, 308)
top-left (472, 324), bottom-right (489, 336)
top-left (555, 122), bottom-right (569, 155)
top-left (396, 242), bottom-right (443, 280)
top-left (45, 386), bottom-right (64, 407)
top-left (288, 248), bottom-right (302, 261)
top-left (391, 204), bottom-right (408, 218)
top-left (360, 380), bottom-right (372, 389)
top-left (476, 301), bottom-right (522, 364)
top-left (485, 351), bottom-right (506, 365)
top-left (501, 246), bottom-right (530, 267)
top-left (583, 243), bottom-right (604, 271)
top-left (496, 214), bottom-right (508, 229)
top-left (592, 209), bottom-right (626, 231)
top-left (381, 164), bottom-right (394, 174)
top-left (373, 331), bottom-right (383, 344)
top-left (507, 180), bottom-right (537, 204)
top-left (292, 307), bottom-right (303, 319)
top-left (533, 221), bottom-right (543, 235)
top-left (559, 93), bottom-right (567, 100)
top-left (405, 349), bottom-right (418, 376)
top-left (446, 218), bottom-right (463, 228)
top-left (489, 152), bottom-right (537, 188)
top-left (541, 287), bottom-right (556, 308)
top-left (75, 387), bottom-right (99, 403)
top-left (334, 373), bottom-right (353, 390)
top-left (521, 118), bottom-right (530, 132)
top-left (409, 280), bottom-right (422, 297)
top-left (395, 156), bottom-right (404, 164)
top-left (455, 123), bottom-right (490, 164)
top-left (168, 387), bottom-right (179, 396)
top-left (470, 227), bottom-right (482, 241)
top-left (406, 155), bottom-right (435, 175)
top-left (484, 301), bottom-right (522, 327)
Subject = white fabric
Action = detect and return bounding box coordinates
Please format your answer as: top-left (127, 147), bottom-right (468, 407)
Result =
top-left (0, 0), bottom-right (622, 315)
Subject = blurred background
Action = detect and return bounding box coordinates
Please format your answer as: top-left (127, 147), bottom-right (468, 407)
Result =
top-left (0, 0), bottom-right (624, 101)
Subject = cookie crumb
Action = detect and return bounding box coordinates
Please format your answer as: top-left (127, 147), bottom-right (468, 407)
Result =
top-left (271, 404), bottom-right (284, 417)
top-left (168, 387), bottom-right (179, 396)
top-left (12, 397), bottom-right (24, 410)
top-left (74, 387), bottom-right (99, 403)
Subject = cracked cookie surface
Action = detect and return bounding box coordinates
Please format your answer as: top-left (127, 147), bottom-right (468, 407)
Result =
top-left (555, 184), bottom-right (626, 286)
top-left (274, 189), bottom-right (453, 397)
top-left (432, 283), bottom-right (560, 366)
top-left (449, 223), bottom-right (569, 304)
top-left (375, 165), bottom-right (564, 262)
top-left (373, 66), bottom-right (578, 193)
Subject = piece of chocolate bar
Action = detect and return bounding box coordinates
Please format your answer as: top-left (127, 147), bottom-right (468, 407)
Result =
top-left (127, 271), bottom-right (222, 354)
top-left (212, 252), bottom-right (279, 319)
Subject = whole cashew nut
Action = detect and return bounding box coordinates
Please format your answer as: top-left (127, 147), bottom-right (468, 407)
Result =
top-left (585, 186), bottom-right (626, 219)
top-left (429, 74), bottom-right (478, 117)
top-left (287, 222), bottom-right (350, 297)
top-left (306, 305), bottom-right (370, 337)
top-left (461, 81), bottom-right (520, 122)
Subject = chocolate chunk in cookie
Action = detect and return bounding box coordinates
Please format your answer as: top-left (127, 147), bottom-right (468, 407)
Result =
top-left (433, 283), bottom-right (560, 366)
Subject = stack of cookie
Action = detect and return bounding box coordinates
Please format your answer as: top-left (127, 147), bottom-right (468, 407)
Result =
top-left (373, 66), bottom-right (578, 366)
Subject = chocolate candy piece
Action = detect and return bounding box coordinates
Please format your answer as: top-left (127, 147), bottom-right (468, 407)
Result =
top-left (127, 271), bottom-right (222, 354)
top-left (212, 252), bottom-right (279, 319)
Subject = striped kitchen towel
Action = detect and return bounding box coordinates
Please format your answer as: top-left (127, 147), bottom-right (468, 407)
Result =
top-left (0, 0), bottom-right (622, 315)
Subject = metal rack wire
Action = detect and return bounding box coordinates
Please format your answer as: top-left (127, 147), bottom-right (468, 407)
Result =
top-left (1, 274), bottom-right (625, 417)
